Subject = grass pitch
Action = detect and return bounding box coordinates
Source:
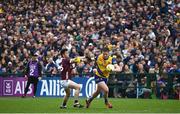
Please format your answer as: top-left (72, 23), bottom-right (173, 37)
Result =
top-left (0, 97), bottom-right (179, 113)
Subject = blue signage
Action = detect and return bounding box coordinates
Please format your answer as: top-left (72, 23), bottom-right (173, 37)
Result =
top-left (36, 77), bottom-right (100, 97)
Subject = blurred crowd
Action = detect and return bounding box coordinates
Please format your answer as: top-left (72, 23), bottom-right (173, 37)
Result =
top-left (0, 0), bottom-right (180, 98)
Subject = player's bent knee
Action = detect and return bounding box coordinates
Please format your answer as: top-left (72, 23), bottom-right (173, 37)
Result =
top-left (104, 88), bottom-right (109, 94)
top-left (75, 84), bottom-right (82, 91)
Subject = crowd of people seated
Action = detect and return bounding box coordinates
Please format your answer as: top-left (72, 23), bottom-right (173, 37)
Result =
top-left (0, 0), bottom-right (179, 99)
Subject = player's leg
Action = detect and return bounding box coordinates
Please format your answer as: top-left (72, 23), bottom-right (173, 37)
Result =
top-left (60, 88), bottom-right (70, 109)
top-left (98, 81), bottom-right (112, 108)
top-left (86, 75), bottom-right (104, 108)
top-left (86, 83), bottom-right (101, 108)
top-left (68, 80), bottom-right (84, 108)
top-left (32, 77), bottom-right (38, 98)
top-left (22, 77), bottom-right (32, 97)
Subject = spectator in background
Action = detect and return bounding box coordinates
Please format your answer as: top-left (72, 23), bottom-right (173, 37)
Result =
top-left (76, 61), bottom-right (86, 77)
top-left (116, 64), bottom-right (133, 98)
top-left (122, 64), bottom-right (133, 86)
top-left (70, 48), bottom-right (79, 58)
top-left (137, 63), bottom-right (146, 79)
top-left (126, 81), bottom-right (136, 98)
top-left (156, 74), bottom-right (169, 99)
top-left (15, 61), bottom-right (25, 74)
top-left (6, 62), bottom-right (14, 74)
top-left (55, 54), bottom-right (62, 70)
top-left (123, 64), bottom-right (132, 74)
top-left (136, 63), bottom-right (152, 98)
top-left (173, 83), bottom-right (180, 100)
top-left (0, 63), bottom-right (3, 73)
top-left (45, 58), bottom-right (58, 77)
top-left (0, 0), bottom-right (179, 74)
top-left (170, 65), bottom-right (180, 73)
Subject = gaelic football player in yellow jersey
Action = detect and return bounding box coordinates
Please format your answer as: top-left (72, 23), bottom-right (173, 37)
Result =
top-left (86, 47), bottom-right (120, 108)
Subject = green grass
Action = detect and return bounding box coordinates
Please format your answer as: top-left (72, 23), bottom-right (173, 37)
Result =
top-left (0, 97), bottom-right (179, 113)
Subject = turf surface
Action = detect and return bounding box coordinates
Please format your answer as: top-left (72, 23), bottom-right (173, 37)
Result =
top-left (0, 97), bottom-right (179, 113)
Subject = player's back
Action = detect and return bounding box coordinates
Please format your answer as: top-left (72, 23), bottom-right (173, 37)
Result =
top-left (61, 58), bottom-right (72, 80)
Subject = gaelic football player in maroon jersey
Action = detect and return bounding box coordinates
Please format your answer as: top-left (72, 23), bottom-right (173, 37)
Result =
top-left (60, 49), bottom-right (84, 109)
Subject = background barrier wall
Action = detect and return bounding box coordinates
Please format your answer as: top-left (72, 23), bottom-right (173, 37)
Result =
top-left (36, 77), bottom-right (97, 97)
top-left (0, 77), bottom-right (97, 97)
top-left (0, 77), bottom-right (34, 96)
top-left (0, 77), bottom-right (2, 96)
top-left (0, 73), bottom-right (179, 99)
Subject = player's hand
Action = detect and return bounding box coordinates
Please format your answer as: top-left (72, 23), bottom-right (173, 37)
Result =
top-left (38, 77), bottom-right (42, 81)
top-left (106, 64), bottom-right (114, 72)
top-left (73, 57), bottom-right (81, 63)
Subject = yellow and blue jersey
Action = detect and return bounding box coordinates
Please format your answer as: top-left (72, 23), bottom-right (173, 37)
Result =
top-left (95, 54), bottom-right (117, 78)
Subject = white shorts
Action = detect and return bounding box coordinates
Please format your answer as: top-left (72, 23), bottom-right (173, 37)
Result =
top-left (60, 79), bottom-right (76, 89)
top-left (60, 79), bottom-right (82, 91)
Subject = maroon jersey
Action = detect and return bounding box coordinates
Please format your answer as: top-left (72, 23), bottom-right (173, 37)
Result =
top-left (61, 58), bottom-right (73, 80)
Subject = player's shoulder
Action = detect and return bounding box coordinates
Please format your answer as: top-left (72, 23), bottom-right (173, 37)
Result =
top-left (62, 58), bottom-right (70, 64)
top-left (96, 54), bottom-right (103, 61)
top-left (62, 58), bottom-right (69, 61)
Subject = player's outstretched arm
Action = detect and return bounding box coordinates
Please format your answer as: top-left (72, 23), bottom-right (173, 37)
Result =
top-left (70, 56), bottom-right (85, 63)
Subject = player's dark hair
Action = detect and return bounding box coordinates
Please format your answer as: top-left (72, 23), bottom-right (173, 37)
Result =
top-left (102, 47), bottom-right (109, 52)
top-left (61, 48), bottom-right (68, 56)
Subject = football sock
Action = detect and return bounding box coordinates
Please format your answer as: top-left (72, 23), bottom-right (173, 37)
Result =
top-left (62, 102), bottom-right (66, 106)
top-left (88, 97), bottom-right (93, 103)
top-left (104, 98), bottom-right (108, 104)
top-left (74, 100), bottom-right (78, 104)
